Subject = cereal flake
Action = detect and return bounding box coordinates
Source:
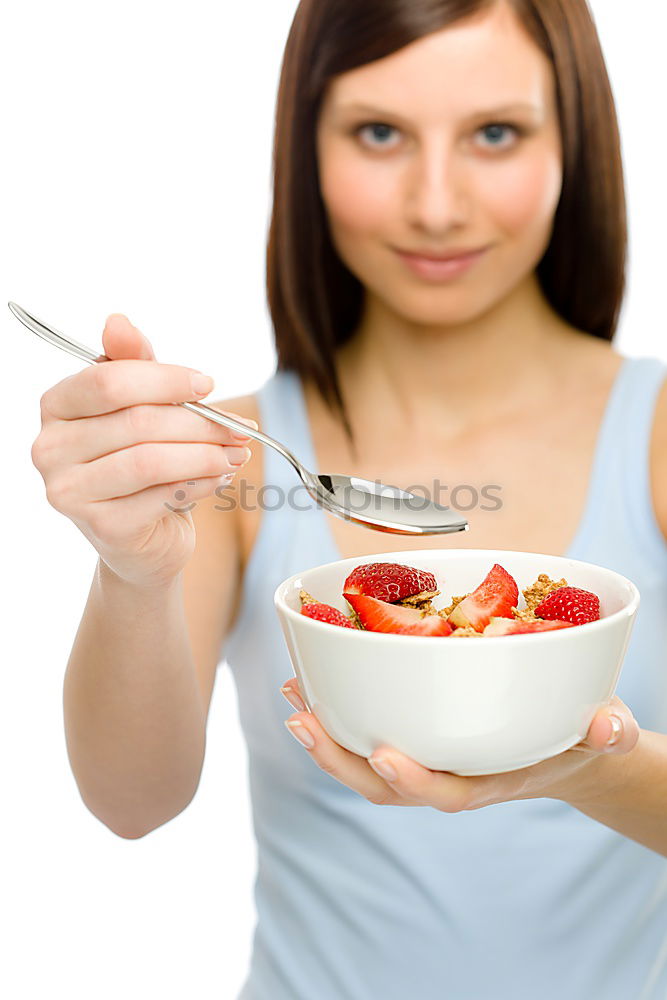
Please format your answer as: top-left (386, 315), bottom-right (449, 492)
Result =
top-left (522, 574), bottom-right (569, 615)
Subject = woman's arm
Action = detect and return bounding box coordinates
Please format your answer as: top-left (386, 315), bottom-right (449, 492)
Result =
top-left (565, 376), bottom-right (666, 855)
top-left (650, 376), bottom-right (667, 542)
top-left (554, 729), bottom-right (667, 856)
top-left (575, 380), bottom-right (667, 850)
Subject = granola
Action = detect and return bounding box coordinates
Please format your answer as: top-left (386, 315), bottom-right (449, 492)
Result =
top-left (522, 574), bottom-right (569, 614)
top-left (297, 562), bottom-right (600, 637)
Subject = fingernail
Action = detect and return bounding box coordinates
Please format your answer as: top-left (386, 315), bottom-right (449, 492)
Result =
top-left (216, 473), bottom-right (236, 487)
top-left (606, 715), bottom-right (623, 748)
top-left (226, 446), bottom-right (251, 467)
top-left (191, 373), bottom-right (215, 396)
top-left (285, 720), bottom-right (315, 749)
top-left (280, 686), bottom-right (306, 713)
top-left (368, 756), bottom-right (397, 782)
top-left (231, 418), bottom-right (258, 441)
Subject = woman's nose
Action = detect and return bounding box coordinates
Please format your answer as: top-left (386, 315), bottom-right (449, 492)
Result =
top-left (405, 143), bottom-right (470, 233)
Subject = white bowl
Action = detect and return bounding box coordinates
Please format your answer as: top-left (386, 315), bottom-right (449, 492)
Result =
top-left (273, 549), bottom-right (639, 775)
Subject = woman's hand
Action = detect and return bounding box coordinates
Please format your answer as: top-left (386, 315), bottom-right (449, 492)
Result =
top-left (31, 313), bottom-right (256, 590)
top-left (279, 679), bottom-right (640, 810)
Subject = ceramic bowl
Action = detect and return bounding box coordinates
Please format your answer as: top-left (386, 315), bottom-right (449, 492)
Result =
top-left (274, 549), bottom-right (639, 775)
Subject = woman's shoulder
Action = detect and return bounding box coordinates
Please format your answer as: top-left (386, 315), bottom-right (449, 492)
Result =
top-left (583, 341), bottom-right (667, 545)
top-left (650, 370), bottom-right (667, 544)
top-left (206, 391), bottom-right (263, 497)
top-left (206, 391), bottom-right (264, 577)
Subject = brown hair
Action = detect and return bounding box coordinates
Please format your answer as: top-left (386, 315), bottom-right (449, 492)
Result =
top-left (266, 0), bottom-right (627, 448)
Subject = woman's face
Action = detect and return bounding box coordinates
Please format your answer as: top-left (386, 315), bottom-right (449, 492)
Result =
top-left (315, 1), bottom-right (563, 328)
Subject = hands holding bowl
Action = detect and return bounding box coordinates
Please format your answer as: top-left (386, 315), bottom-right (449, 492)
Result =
top-left (274, 549), bottom-right (640, 812)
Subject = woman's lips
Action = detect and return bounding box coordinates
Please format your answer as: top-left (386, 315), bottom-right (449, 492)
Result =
top-left (394, 246), bottom-right (489, 281)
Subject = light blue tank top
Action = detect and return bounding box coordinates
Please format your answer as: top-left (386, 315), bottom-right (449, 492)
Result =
top-left (223, 354), bottom-right (667, 1000)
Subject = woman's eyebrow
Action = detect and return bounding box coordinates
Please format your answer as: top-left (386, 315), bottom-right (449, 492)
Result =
top-left (335, 101), bottom-right (543, 120)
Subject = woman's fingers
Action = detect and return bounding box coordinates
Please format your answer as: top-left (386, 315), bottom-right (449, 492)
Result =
top-left (575, 695), bottom-right (640, 755)
top-left (75, 473), bottom-right (235, 538)
top-left (43, 357), bottom-right (214, 421)
top-left (284, 708), bottom-right (407, 805)
top-left (37, 401), bottom-right (254, 468)
top-left (277, 681), bottom-right (643, 814)
top-left (73, 441), bottom-right (249, 503)
top-left (102, 313), bottom-right (157, 362)
top-left (279, 680), bottom-right (307, 713)
top-left (279, 682), bottom-right (403, 804)
top-left (279, 679), bottom-right (478, 809)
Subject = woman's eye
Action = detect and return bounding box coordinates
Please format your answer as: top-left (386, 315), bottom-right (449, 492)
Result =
top-left (352, 120), bottom-right (524, 153)
top-left (354, 122), bottom-right (400, 150)
top-left (474, 123), bottom-right (522, 150)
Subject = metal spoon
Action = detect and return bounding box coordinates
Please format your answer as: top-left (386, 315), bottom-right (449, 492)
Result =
top-left (9, 302), bottom-right (468, 536)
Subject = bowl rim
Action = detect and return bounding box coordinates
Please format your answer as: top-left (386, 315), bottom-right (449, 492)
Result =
top-left (273, 548), bottom-right (640, 645)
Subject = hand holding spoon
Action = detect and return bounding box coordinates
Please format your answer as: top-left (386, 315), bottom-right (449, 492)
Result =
top-left (8, 302), bottom-right (468, 536)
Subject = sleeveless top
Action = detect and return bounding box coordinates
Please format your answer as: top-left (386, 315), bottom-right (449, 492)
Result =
top-left (222, 354), bottom-right (667, 1000)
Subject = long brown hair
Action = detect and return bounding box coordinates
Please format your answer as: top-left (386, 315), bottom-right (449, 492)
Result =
top-left (266, 0), bottom-right (627, 447)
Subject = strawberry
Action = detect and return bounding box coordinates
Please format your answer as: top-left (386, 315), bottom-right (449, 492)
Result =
top-left (345, 593), bottom-right (453, 637)
top-left (447, 564), bottom-right (519, 632)
top-left (343, 561), bottom-right (438, 604)
top-left (533, 586), bottom-right (600, 626)
top-left (300, 601), bottom-right (358, 629)
top-left (483, 616), bottom-right (575, 636)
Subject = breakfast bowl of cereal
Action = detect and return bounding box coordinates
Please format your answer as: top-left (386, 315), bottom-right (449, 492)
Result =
top-left (273, 549), bottom-right (639, 775)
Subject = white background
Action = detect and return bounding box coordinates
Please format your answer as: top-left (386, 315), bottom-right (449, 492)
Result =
top-left (1, 1), bottom-right (665, 997)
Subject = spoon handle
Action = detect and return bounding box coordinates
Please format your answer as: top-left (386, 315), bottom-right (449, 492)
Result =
top-left (8, 301), bottom-right (305, 475)
top-left (180, 400), bottom-right (303, 475)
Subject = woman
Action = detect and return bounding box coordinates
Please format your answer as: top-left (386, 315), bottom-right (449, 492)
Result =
top-left (38, 0), bottom-right (667, 997)
top-left (229, 0), bottom-right (667, 996)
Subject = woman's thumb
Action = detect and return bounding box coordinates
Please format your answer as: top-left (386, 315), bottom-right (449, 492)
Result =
top-left (102, 313), bottom-right (156, 361)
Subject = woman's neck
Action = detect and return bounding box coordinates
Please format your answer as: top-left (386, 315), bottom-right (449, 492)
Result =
top-left (335, 273), bottom-right (590, 440)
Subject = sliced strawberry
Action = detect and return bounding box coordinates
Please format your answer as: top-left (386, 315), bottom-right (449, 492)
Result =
top-left (534, 586), bottom-right (600, 626)
top-left (343, 561), bottom-right (438, 604)
top-left (447, 564), bottom-right (519, 632)
top-left (346, 593), bottom-right (453, 637)
top-left (300, 601), bottom-right (358, 629)
top-left (483, 616), bottom-right (575, 636)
